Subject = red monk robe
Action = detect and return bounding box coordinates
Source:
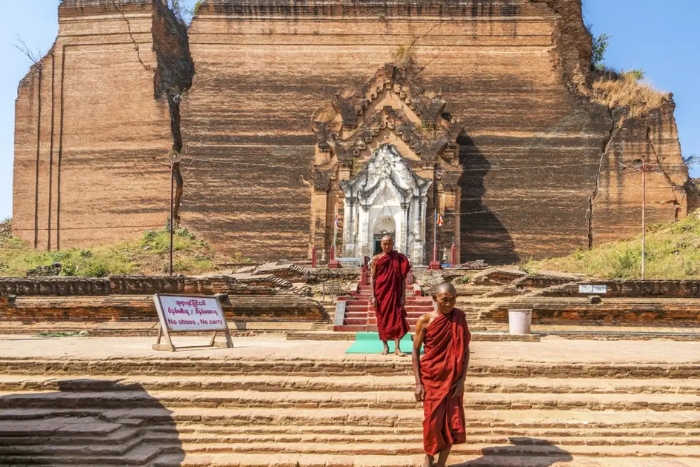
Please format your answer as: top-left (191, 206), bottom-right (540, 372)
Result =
top-left (420, 308), bottom-right (471, 456)
top-left (372, 250), bottom-right (411, 341)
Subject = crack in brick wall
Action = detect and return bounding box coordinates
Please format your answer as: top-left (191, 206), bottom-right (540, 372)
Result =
top-left (646, 125), bottom-right (683, 220)
top-left (110, 0), bottom-right (153, 72)
top-left (588, 110), bottom-right (619, 249)
top-left (152, 0), bottom-right (195, 225)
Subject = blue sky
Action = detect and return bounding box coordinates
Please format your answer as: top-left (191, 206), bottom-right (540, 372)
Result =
top-left (0, 0), bottom-right (698, 221)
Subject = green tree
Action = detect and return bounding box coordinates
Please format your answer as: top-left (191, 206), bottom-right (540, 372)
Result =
top-left (591, 32), bottom-right (610, 71)
top-left (626, 69), bottom-right (645, 81)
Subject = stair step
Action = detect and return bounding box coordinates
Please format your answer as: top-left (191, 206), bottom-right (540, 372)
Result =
top-left (3, 358), bottom-right (700, 378)
top-left (338, 279), bottom-right (434, 328)
top-left (178, 441), bottom-right (700, 457)
top-left (2, 375), bottom-right (698, 394)
top-left (0, 442), bottom-right (164, 465)
top-left (151, 423), bottom-right (700, 439)
top-left (0, 434), bottom-right (144, 456)
top-left (0, 426), bottom-right (139, 446)
top-left (6, 389), bottom-right (692, 411)
top-left (142, 431), bottom-right (700, 447)
top-left (155, 453), bottom-right (700, 467)
top-left (5, 407), bottom-right (698, 429)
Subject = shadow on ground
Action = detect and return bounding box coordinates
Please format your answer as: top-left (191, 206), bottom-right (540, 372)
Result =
top-left (0, 380), bottom-right (184, 466)
top-left (453, 437), bottom-right (573, 466)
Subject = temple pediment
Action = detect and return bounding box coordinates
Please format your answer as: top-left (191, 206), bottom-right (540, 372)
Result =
top-left (340, 144), bottom-right (432, 207)
top-left (313, 64), bottom-right (464, 176)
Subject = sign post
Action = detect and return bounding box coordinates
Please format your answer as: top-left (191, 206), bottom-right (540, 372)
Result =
top-left (152, 294), bottom-right (233, 352)
top-left (167, 150), bottom-right (182, 277)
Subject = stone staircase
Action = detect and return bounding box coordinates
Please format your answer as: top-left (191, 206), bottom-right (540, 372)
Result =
top-left (333, 281), bottom-right (434, 333)
top-left (1, 355), bottom-right (700, 466)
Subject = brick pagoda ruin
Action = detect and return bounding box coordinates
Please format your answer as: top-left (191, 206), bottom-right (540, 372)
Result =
top-left (13, 0), bottom-right (697, 263)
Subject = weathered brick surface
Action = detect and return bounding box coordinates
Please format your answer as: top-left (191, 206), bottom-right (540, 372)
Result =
top-left (0, 276), bottom-right (272, 297)
top-left (13, 1), bottom-right (177, 250)
top-left (13, 0), bottom-right (692, 265)
top-left (0, 275), bottom-right (325, 323)
top-left (541, 280), bottom-right (700, 298)
top-left (485, 297), bottom-right (700, 326)
top-left (593, 103), bottom-right (690, 246)
top-left (0, 277), bottom-right (111, 296)
top-left (1, 294), bottom-right (325, 323)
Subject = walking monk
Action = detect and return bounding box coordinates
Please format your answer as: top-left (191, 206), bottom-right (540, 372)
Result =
top-left (412, 282), bottom-right (471, 467)
top-left (369, 235), bottom-right (410, 356)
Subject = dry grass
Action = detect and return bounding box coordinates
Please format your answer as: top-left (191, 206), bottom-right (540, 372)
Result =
top-left (0, 218), bottom-right (10, 245)
top-left (591, 72), bottom-right (668, 118)
top-left (0, 227), bottom-right (248, 277)
top-left (523, 210), bottom-right (700, 280)
top-left (313, 106), bottom-right (337, 123)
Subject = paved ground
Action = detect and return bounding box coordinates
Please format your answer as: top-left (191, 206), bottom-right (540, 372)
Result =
top-left (2, 334), bottom-right (700, 364)
top-left (3, 334), bottom-right (700, 466)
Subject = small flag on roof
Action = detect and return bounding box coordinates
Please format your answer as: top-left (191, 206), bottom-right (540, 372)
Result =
top-left (436, 213), bottom-right (444, 227)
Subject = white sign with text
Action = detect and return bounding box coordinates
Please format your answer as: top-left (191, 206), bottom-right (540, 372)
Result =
top-left (155, 294), bottom-right (227, 332)
top-left (578, 285), bottom-right (607, 294)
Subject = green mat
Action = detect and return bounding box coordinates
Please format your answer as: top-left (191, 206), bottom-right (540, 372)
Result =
top-left (345, 332), bottom-right (421, 354)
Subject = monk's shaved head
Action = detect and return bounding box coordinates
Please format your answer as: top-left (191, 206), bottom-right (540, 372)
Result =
top-left (432, 282), bottom-right (457, 315)
top-left (435, 282), bottom-right (457, 296)
top-left (379, 235), bottom-right (394, 254)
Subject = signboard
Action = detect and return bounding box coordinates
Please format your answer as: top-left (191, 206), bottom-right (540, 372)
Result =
top-left (152, 294), bottom-right (233, 352)
top-left (578, 285), bottom-right (607, 294)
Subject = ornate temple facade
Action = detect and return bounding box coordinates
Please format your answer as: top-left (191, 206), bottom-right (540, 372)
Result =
top-left (312, 65), bottom-right (464, 263)
top-left (340, 144), bottom-right (432, 263)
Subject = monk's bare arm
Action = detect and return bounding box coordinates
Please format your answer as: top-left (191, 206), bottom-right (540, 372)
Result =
top-left (451, 317), bottom-right (471, 397)
top-left (412, 314), bottom-right (430, 401)
top-left (402, 260), bottom-right (411, 305)
top-left (401, 276), bottom-right (406, 306)
top-left (461, 316), bottom-right (471, 381)
top-left (369, 254), bottom-right (380, 306)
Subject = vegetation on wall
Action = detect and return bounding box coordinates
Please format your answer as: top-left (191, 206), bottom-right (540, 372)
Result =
top-left (0, 227), bottom-right (248, 277)
top-left (590, 31), bottom-right (610, 71)
top-left (524, 210), bottom-right (700, 280)
top-left (393, 43), bottom-right (415, 71)
top-left (591, 71), bottom-right (667, 118)
top-left (586, 26), bottom-right (667, 118)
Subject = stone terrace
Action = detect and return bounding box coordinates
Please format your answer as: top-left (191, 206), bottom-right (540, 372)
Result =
top-left (1, 335), bottom-right (700, 466)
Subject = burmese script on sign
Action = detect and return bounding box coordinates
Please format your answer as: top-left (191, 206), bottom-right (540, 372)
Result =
top-left (156, 295), bottom-right (227, 331)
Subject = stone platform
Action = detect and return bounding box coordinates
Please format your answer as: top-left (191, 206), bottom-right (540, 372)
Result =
top-left (1, 335), bottom-right (700, 466)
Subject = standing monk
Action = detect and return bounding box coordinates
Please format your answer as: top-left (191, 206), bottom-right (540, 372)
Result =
top-left (370, 235), bottom-right (410, 356)
top-left (412, 282), bottom-right (471, 467)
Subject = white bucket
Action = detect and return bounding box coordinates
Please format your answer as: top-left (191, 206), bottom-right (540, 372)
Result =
top-left (508, 309), bottom-right (532, 335)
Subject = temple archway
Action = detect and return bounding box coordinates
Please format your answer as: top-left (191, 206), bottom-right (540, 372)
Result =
top-left (340, 144), bottom-right (431, 263)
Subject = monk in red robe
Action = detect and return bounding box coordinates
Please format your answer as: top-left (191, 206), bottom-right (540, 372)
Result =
top-left (369, 235), bottom-right (410, 356)
top-left (412, 282), bottom-right (471, 467)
